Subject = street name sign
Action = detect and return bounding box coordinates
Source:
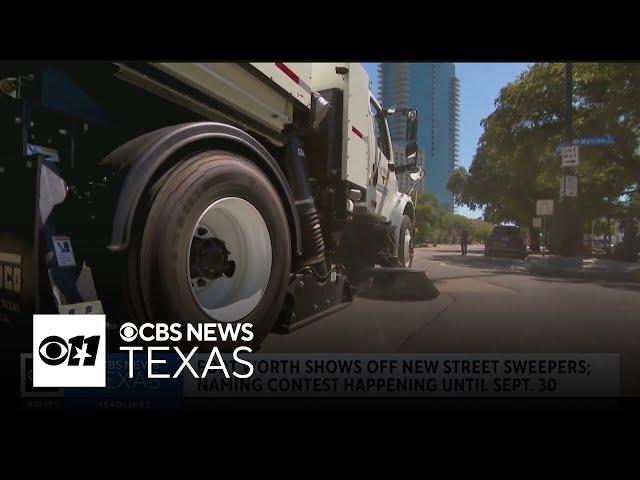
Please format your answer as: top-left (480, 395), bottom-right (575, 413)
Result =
top-left (562, 145), bottom-right (579, 167)
top-left (573, 135), bottom-right (615, 146)
top-left (555, 135), bottom-right (615, 153)
top-left (536, 199), bottom-right (554, 216)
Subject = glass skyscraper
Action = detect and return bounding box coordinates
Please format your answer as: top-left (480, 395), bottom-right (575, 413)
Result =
top-left (377, 63), bottom-right (460, 212)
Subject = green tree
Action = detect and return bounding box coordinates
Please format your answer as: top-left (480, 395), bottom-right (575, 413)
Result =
top-left (446, 166), bottom-right (470, 207)
top-left (450, 63), bottom-right (639, 229)
top-left (414, 192), bottom-right (493, 245)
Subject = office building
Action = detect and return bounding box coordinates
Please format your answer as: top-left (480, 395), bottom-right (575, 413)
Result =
top-left (377, 63), bottom-right (459, 212)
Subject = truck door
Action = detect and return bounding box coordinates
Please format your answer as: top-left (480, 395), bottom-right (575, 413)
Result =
top-left (367, 96), bottom-right (396, 216)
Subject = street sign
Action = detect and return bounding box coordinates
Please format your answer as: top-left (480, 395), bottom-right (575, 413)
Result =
top-left (532, 217), bottom-right (542, 229)
top-left (573, 135), bottom-right (615, 146)
top-left (562, 145), bottom-right (579, 167)
top-left (560, 175), bottom-right (578, 197)
top-left (555, 135), bottom-right (615, 153)
top-left (536, 199), bottom-right (554, 216)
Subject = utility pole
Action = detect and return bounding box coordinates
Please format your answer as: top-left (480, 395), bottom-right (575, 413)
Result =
top-left (559, 62), bottom-right (582, 256)
top-left (564, 63), bottom-right (573, 143)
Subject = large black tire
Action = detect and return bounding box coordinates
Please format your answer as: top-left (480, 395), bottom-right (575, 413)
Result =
top-left (127, 150), bottom-right (291, 348)
top-left (397, 214), bottom-right (414, 268)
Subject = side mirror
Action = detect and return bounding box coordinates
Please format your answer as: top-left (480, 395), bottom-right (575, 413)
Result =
top-left (405, 109), bottom-right (418, 160)
top-left (395, 108), bottom-right (419, 173)
top-left (406, 109), bottom-right (418, 143)
top-left (409, 167), bottom-right (424, 182)
top-left (404, 165), bottom-right (424, 195)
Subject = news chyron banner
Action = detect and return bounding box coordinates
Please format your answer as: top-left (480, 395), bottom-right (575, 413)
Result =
top-left (182, 353), bottom-right (619, 398)
top-left (22, 314), bottom-right (620, 409)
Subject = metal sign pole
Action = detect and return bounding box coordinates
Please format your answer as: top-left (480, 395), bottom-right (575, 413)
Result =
top-left (563, 62), bottom-right (580, 256)
top-left (542, 216), bottom-right (546, 257)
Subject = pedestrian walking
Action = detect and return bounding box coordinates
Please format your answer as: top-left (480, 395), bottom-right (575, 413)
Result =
top-left (460, 229), bottom-right (469, 255)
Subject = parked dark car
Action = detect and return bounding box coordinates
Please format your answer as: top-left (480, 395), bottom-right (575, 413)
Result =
top-left (591, 238), bottom-right (614, 255)
top-left (485, 225), bottom-right (526, 259)
top-left (612, 238), bottom-right (640, 260)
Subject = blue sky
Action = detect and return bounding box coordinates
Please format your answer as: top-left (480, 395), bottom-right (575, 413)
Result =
top-left (363, 63), bottom-right (531, 218)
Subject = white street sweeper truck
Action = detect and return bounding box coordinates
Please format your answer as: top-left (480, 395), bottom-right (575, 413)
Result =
top-left (0, 62), bottom-right (422, 345)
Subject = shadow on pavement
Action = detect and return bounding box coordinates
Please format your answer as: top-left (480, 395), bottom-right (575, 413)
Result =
top-left (424, 246), bottom-right (485, 254)
top-left (429, 253), bottom-right (529, 274)
top-left (355, 268), bottom-right (440, 301)
top-left (423, 251), bottom-right (638, 286)
top-left (528, 275), bottom-right (640, 292)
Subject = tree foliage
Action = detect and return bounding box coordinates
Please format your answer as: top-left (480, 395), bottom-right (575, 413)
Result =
top-left (446, 166), bottom-right (470, 207)
top-left (414, 192), bottom-right (493, 244)
top-left (448, 63), bottom-right (640, 227)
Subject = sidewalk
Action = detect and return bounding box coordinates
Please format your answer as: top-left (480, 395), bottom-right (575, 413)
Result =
top-left (526, 254), bottom-right (640, 282)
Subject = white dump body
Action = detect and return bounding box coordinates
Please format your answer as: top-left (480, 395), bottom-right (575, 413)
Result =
top-left (151, 63), bottom-right (312, 139)
top-left (149, 62), bottom-right (374, 189)
top-left (249, 63), bottom-right (313, 109)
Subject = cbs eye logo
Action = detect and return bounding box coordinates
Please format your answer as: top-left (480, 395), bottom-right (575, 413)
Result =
top-left (33, 314), bottom-right (106, 388)
top-left (39, 335), bottom-right (100, 366)
top-left (119, 323), bottom-right (138, 342)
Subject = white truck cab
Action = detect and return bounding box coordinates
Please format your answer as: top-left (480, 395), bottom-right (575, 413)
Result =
top-left (306, 63), bottom-right (420, 258)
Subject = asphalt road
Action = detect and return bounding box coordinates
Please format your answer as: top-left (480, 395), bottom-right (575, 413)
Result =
top-left (262, 244), bottom-right (640, 394)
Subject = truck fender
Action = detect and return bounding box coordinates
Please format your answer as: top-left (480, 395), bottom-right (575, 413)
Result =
top-left (388, 193), bottom-right (415, 255)
top-left (100, 122), bottom-right (302, 255)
